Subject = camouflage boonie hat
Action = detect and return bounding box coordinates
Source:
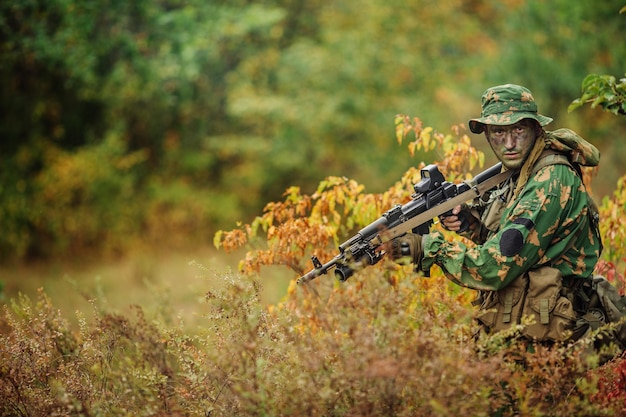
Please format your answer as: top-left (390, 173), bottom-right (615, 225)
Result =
top-left (469, 84), bottom-right (553, 134)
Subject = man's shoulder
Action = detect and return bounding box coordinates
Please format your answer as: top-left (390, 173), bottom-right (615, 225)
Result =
top-left (532, 150), bottom-right (571, 174)
top-left (531, 155), bottom-right (580, 183)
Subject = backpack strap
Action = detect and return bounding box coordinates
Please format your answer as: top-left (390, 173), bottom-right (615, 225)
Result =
top-left (531, 149), bottom-right (575, 176)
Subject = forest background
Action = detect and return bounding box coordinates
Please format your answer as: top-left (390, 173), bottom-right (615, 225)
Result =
top-left (3, 1), bottom-right (626, 415)
top-left (1, 1), bottom-right (625, 309)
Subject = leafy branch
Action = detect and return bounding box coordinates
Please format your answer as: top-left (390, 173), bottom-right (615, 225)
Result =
top-left (568, 74), bottom-right (626, 116)
top-left (214, 116), bottom-right (486, 278)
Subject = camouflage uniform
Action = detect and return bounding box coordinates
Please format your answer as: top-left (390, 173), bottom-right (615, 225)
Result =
top-left (421, 154), bottom-right (601, 291)
top-left (395, 84), bottom-right (604, 341)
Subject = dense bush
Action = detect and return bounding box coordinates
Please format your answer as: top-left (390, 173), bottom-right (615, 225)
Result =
top-left (2, 121), bottom-right (626, 416)
top-left (1, 266), bottom-right (624, 415)
top-left (0, 273), bottom-right (613, 416)
top-left (0, 135), bottom-right (231, 259)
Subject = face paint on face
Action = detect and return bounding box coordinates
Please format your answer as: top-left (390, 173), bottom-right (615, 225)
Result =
top-left (485, 119), bottom-right (537, 170)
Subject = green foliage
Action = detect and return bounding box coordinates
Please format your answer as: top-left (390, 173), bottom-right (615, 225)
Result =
top-left (478, 0), bottom-right (626, 103)
top-left (0, 134), bottom-right (144, 258)
top-left (0, 132), bottom-right (238, 259)
top-left (31, 134), bottom-right (147, 256)
top-left (1, 0), bottom-right (626, 261)
top-left (569, 74), bottom-right (626, 116)
top-left (0, 0), bottom-right (289, 259)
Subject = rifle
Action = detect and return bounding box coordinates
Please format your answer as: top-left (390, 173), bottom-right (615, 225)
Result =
top-left (297, 163), bottom-right (511, 284)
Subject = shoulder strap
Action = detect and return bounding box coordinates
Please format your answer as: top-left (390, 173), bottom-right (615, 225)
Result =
top-left (532, 149), bottom-right (574, 176)
top-left (533, 148), bottom-right (587, 186)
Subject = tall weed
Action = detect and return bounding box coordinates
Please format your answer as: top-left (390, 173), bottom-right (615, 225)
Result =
top-left (1, 271), bottom-right (622, 416)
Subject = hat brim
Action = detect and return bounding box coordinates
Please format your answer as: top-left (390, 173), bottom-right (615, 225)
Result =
top-left (469, 112), bottom-right (553, 134)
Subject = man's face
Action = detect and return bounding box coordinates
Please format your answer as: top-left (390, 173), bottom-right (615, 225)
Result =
top-left (485, 119), bottom-right (537, 170)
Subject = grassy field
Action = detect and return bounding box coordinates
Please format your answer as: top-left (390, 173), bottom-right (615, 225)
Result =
top-left (2, 246), bottom-right (626, 415)
top-left (0, 246), bottom-right (293, 329)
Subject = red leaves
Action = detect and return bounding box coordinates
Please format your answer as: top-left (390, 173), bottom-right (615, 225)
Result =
top-left (592, 355), bottom-right (626, 411)
top-left (595, 260), bottom-right (626, 295)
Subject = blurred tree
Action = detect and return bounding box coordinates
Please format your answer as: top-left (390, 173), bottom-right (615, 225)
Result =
top-left (476, 0), bottom-right (626, 132)
top-left (227, 0), bottom-right (493, 197)
top-left (0, 0), bottom-right (290, 258)
top-left (0, 0), bottom-right (624, 260)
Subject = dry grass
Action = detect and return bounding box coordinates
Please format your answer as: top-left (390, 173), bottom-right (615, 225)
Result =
top-left (1, 264), bottom-right (624, 416)
top-left (0, 246), bottom-right (292, 329)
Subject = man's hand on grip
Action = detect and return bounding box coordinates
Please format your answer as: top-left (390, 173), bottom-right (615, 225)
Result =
top-left (388, 233), bottom-right (424, 269)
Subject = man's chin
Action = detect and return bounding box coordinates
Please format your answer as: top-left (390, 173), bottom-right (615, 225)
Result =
top-left (501, 160), bottom-right (524, 170)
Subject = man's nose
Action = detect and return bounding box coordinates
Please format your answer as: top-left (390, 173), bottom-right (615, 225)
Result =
top-left (503, 132), bottom-right (516, 149)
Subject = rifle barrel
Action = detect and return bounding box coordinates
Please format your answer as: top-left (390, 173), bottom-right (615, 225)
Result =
top-left (297, 256), bottom-right (339, 284)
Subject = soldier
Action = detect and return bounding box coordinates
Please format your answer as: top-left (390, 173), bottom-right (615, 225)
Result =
top-left (389, 84), bottom-right (609, 344)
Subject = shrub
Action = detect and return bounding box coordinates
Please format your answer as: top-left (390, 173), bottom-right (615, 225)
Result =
top-left (2, 119), bottom-right (626, 416)
top-left (1, 271), bottom-right (623, 416)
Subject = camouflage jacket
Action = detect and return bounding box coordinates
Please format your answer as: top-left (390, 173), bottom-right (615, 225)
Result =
top-left (421, 152), bottom-right (602, 291)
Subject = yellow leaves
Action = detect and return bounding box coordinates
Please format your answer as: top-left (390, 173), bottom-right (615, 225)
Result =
top-left (395, 114), bottom-right (425, 154)
top-left (395, 117), bottom-right (486, 176)
top-left (597, 173), bottom-right (626, 265)
top-left (439, 128), bottom-right (486, 178)
top-left (395, 118), bottom-right (405, 145)
top-left (421, 127), bottom-right (436, 152)
top-left (213, 230), bottom-right (224, 249)
top-left (214, 115), bottom-right (492, 278)
top-left (405, 127), bottom-right (436, 157)
top-left (395, 114), bottom-right (422, 145)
